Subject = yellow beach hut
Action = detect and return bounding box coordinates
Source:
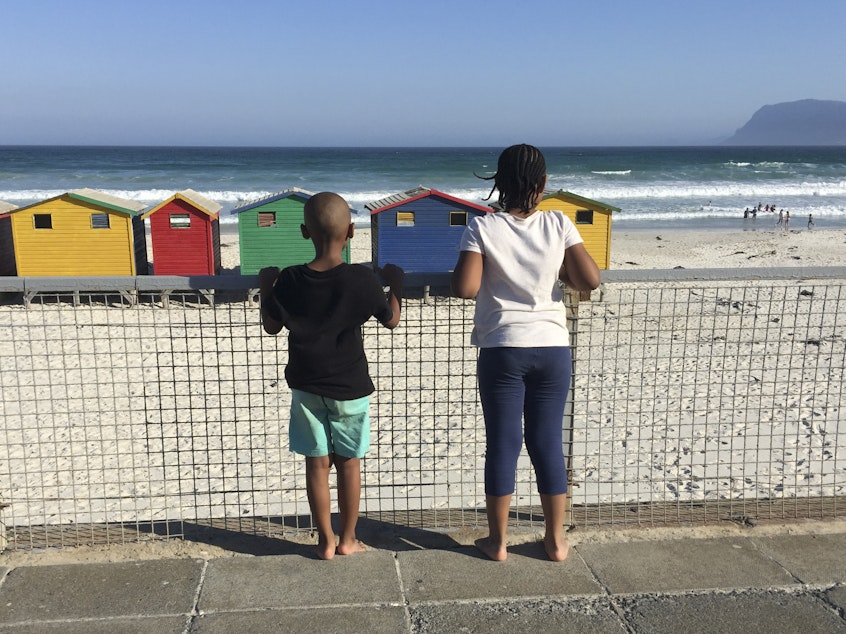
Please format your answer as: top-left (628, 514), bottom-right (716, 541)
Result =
top-left (9, 189), bottom-right (148, 276)
top-left (536, 190), bottom-right (620, 270)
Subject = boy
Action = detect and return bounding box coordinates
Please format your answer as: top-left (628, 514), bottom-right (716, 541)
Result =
top-left (259, 192), bottom-right (403, 560)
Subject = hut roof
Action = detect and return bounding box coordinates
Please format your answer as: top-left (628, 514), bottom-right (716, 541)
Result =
top-left (0, 201), bottom-right (18, 215)
top-left (365, 186), bottom-right (491, 215)
top-left (9, 189), bottom-right (146, 215)
top-left (68, 188), bottom-right (147, 214)
top-left (142, 189), bottom-right (222, 219)
top-left (542, 190), bottom-right (621, 213)
top-left (230, 187), bottom-right (315, 215)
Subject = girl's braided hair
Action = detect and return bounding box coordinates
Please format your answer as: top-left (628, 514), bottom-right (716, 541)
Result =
top-left (478, 144), bottom-right (546, 214)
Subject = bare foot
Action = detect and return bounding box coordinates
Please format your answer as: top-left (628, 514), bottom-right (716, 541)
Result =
top-left (315, 537), bottom-right (336, 560)
top-left (475, 537), bottom-right (507, 561)
top-left (543, 535), bottom-right (570, 562)
top-left (336, 539), bottom-right (367, 556)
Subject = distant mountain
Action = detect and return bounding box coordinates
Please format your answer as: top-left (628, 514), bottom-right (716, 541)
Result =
top-left (724, 99), bottom-right (846, 145)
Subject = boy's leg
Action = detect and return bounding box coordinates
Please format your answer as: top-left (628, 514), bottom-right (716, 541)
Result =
top-left (305, 455), bottom-right (336, 560)
top-left (334, 455), bottom-right (365, 555)
top-left (323, 395), bottom-right (370, 556)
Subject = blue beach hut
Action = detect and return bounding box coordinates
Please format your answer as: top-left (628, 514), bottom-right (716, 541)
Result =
top-left (364, 187), bottom-right (491, 273)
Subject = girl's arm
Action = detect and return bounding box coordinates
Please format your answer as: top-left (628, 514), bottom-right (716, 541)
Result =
top-left (559, 243), bottom-right (601, 291)
top-left (451, 250), bottom-right (483, 299)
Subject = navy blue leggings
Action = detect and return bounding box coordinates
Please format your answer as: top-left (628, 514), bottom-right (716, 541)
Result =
top-left (477, 346), bottom-right (571, 496)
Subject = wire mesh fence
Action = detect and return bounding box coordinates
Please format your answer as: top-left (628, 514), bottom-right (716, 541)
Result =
top-left (1, 269), bottom-right (844, 551)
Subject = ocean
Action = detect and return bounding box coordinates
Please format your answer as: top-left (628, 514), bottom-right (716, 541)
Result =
top-left (1, 146), bottom-right (845, 231)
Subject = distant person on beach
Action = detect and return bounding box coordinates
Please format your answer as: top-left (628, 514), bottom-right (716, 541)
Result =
top-left (807, 214), bottom-right (814, 229)
top-left (452, 144), bottom-right (601, 562)
top-left (784, 210), bottom-right (790, 232)
top-left (259, 192), bottom-right (404, 560)
top-left (743, 207), bottom-right (749, 219)
top-left (777, 209), bottom-right (784, 226)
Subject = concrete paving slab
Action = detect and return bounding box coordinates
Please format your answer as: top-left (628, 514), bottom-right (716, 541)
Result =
top-left (576, 537), bottom-right (796, 594)
top-left (191, 606), bottom-right (408, 633)
top-left (0, 559), bottom-right (203, 624)
top-left (618, 589), bottom-right (846, 634)
top-left (750, 532), bottom-right (846, 584)
top-left (409, 597), bottom-right (624, 633)
top-left (199, 550), bottom-right (402, 611)
top-left (0, 616), bottom-right (187, 633)
top-left (398, 546), bottom-right (602, 603)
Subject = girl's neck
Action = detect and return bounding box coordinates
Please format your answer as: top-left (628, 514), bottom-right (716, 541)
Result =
top-left (506, 207), bottom-right (537, 218)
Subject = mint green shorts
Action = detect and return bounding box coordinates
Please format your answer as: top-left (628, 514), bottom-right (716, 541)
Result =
top-left (289, 389), bottom-right (371, 458)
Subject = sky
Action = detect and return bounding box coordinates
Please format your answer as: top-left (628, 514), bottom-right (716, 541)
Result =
top-left (2, 0), bottom-right (845, 147)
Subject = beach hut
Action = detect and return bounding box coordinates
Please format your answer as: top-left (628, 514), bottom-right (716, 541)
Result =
top-left (7, 189), bottom-right (148, 276)
top-left (142, 189), bottom-right (222, 275)
top-left (536, 190), bottom-right (620, 270)
top-left (231, 188), bottom-right (350, 275)
top-left (0, 201), bottom-right (18, 276)
top-left (365, 186), bottom-right (492, 272)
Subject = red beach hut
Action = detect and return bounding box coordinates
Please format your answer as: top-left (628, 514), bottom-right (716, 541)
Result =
top-left (142, 190), bottom-right (222, 275)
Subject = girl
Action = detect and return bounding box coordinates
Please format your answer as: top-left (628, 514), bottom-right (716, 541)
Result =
top-left (452, 144), bottom-right (601, 561)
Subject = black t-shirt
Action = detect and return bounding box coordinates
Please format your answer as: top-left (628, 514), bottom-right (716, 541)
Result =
top-left (263, 263), bottom-right (392, 400)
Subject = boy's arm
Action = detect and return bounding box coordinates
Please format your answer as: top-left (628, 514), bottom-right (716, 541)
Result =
top-left (376, 263), bottom-right (403, 330)
top-left (258, 266), bottom-right (285, 335)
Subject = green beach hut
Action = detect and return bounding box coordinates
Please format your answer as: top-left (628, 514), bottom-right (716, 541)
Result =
top-left (230, 188), bottom-right (350, 275)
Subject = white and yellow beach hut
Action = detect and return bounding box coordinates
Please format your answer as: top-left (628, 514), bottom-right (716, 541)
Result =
top-left (8, 189), bottom-right (148, 276)
top-left (536, 190), bottom-right (620, 270)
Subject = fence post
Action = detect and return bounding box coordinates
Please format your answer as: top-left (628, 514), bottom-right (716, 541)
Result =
top-left (0, 497), bottom-right (7, 552)
top-left (563, 287), bottom-right (584, 527)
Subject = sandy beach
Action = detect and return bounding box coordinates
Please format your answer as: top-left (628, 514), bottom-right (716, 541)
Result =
top-left (3, 225), bottom-right (845, 541)
top-left (608, 227), bottom-right (846, 270)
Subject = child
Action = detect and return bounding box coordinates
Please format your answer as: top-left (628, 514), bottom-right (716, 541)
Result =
top-left (451, 144), bottom-right (600, 562)
top-left (259, 191), bottom-right (403, 560)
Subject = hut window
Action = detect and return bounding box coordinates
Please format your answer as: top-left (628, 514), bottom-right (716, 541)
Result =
top-left (91, 213), bottom-right (110, 229)
top-left (33, 214), bottom-right (53, 229)
top-left (258, 212), bottom-right (277, 228)
top-left (575, 210), bottom-right (594, 225)
top-left (170, 213), bottom-right (191, 229)
top-left (397, 211), bottom-right (415, 227)
top-left (449, 211), bottom-right (467, 226)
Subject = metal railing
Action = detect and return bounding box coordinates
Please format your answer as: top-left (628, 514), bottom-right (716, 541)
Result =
top-left (1, 268), bottom-right (844, 550)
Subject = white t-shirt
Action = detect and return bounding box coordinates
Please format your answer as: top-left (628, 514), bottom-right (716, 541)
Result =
top-left (458, 209), bottom-right (584, 348)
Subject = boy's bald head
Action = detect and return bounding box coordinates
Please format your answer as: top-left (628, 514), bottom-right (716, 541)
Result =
top-left (303, 192), bottom-right (352, 241)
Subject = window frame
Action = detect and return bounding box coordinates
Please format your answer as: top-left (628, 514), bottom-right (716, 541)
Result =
top-left (449, 211), bottom-right (468, 226)
top-left (396, 211), bottom-right (415, 227)
top-left (257, 212), bottom-right (277, 228)
top-left (33, 214), bottom-right (53, 229)
top-left (575, 209), bottom-right (594, 225)
top-left (91, 213), bottom-right (111, 229)
top-left (169, 213), bottom-right (191, 229)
